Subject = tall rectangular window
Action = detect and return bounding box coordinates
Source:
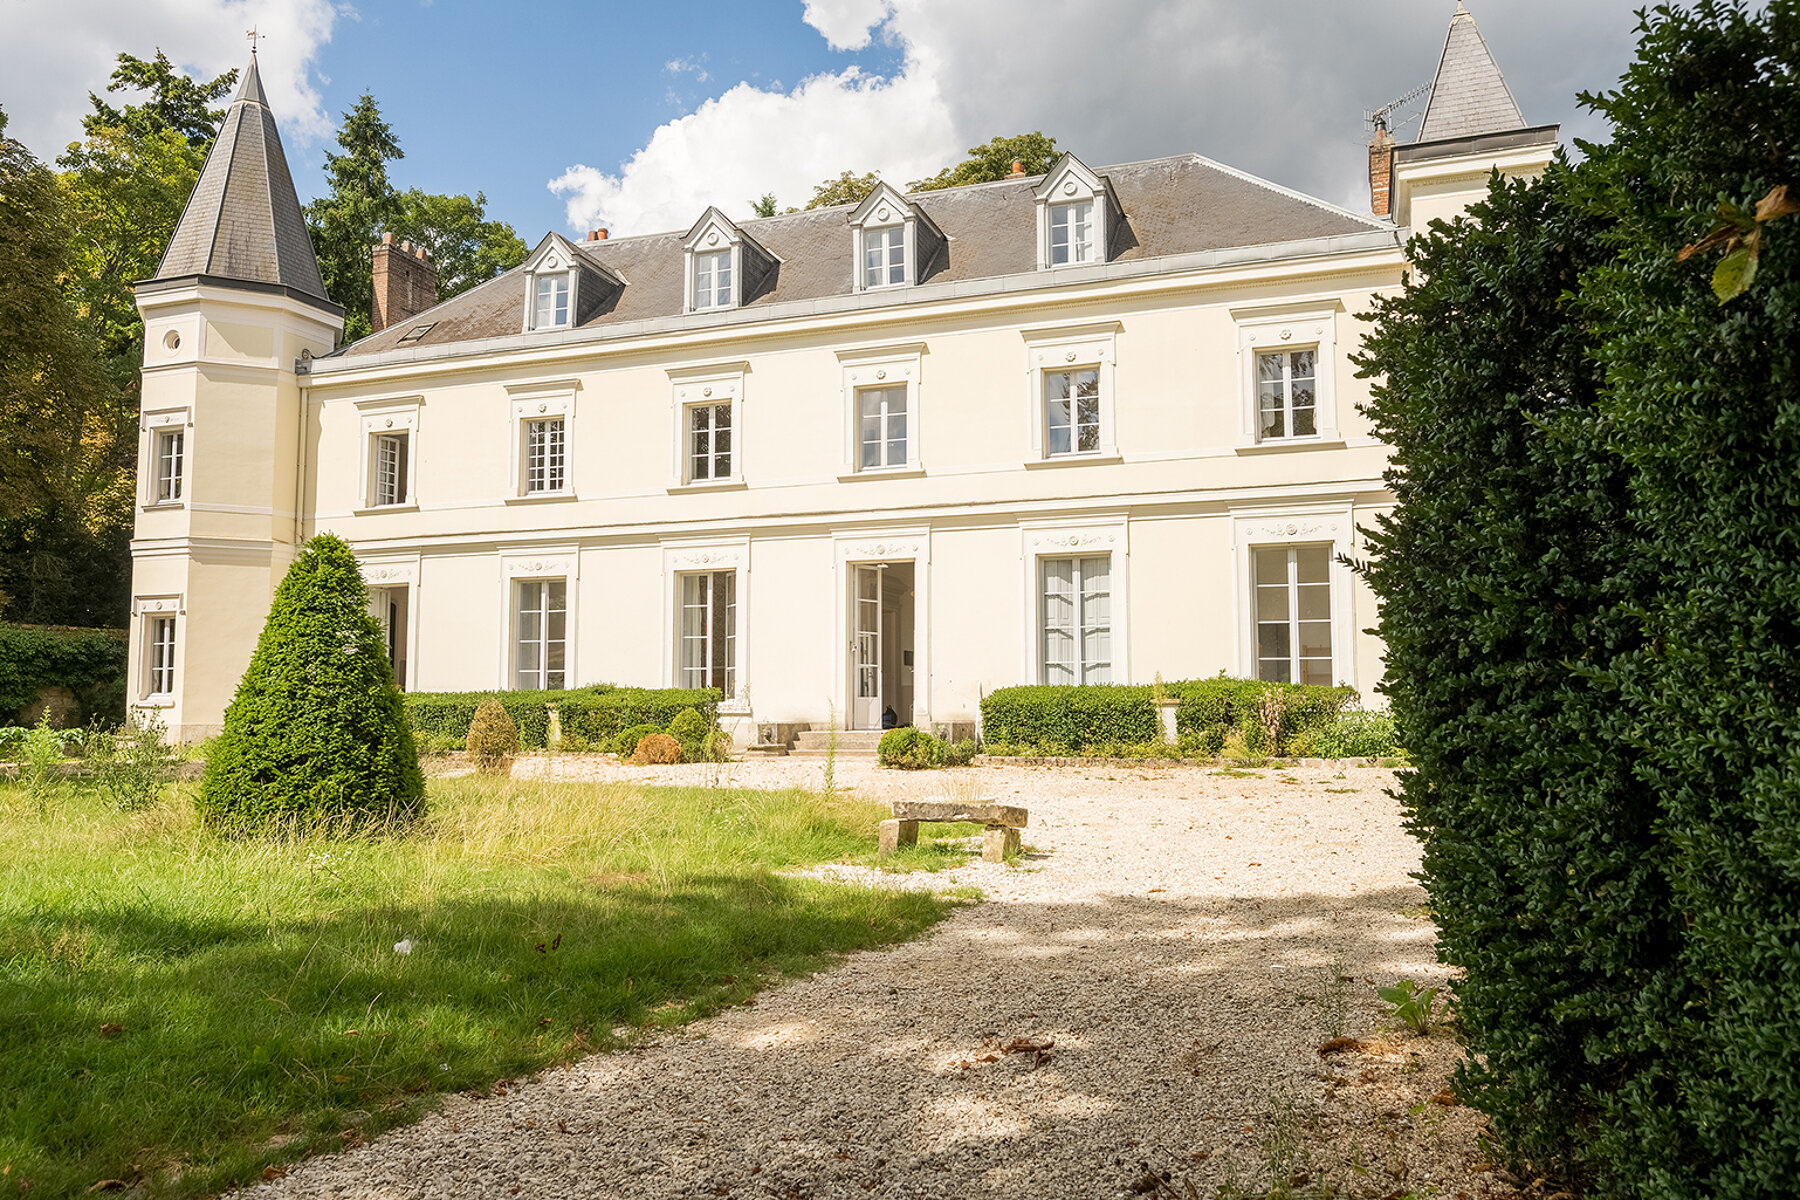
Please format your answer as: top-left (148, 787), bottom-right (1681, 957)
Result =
top-left (515, 579), bottom-right (567, 690)
top-left (1045, 368), bottom-right (1101, 456)
top-left (1256, 348), bottom-right (1318, 440)
top-left (693, 250), bottom-right (732, 310)
top-left (1041, 555), bottom-right (1111, 685)
top-left (534, 274), bottom-right (570, 328)
top-left (146, 616), bottom-right (176, 696)
top-left (689, 402), bottom-right (732, 481)
top-left (857, 386), bottom-right (908, 469)
top-left (679, 571), bottom-right (736, 694)
top-left (372, 431), bottom-right (408, 506)
top-left (154, 429), bottom-right (184, 502)
top-left (1254, 545), bottom-right (1333, 685)
top-left (1049, 201), bottom-right (1094, 265)
top-left (862, 226), bottom-right (905, 288)
top-left (524, 418), bottom-right (566, 494)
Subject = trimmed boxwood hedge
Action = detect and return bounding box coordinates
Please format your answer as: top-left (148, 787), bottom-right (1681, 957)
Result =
top-left (403, 685), bottom-right (720, 750)
top-left (979, 679), bottom-right (1352, 756)
top-left (0, 623), bottom-right (128, 726)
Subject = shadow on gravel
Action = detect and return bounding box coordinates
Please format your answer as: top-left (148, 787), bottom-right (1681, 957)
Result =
top-left (265, 885), bottom-right (1443, 1200)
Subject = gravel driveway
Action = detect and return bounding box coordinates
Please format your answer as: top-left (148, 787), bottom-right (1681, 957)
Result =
top-left (250, 760), bottom-right (1505, 1200)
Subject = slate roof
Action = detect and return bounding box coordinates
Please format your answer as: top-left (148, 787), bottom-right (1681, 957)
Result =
top-left (153, 54), bottom-right (331, 303)
top-left (337, 154), bottom-right (1385, 360)
top-left (1417, 2), bottom-right (1527, 142)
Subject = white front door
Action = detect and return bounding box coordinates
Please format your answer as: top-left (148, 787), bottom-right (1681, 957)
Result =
top-left (852, 565), bottom-right (883, 729)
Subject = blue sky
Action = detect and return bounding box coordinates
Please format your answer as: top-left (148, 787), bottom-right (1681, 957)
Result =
top-left (2, 1), bottom-right (1650, 242)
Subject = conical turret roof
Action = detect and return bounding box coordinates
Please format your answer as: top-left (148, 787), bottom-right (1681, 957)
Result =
top-left (1417, 2), bottom-right (1527, 142)
top-left (154, 53), bottom-right (331, 304)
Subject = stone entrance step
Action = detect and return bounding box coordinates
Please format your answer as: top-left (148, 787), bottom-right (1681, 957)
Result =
top-left (788, 729), bottom-right (884, 759)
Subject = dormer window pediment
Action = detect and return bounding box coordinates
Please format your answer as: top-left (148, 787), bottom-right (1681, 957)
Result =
top-left (847, 181), bottom-right (945, 292)
top-left (682, 207), bottom-right (775, 314)
top-left (1034, 153), bottom-right (1119, 270)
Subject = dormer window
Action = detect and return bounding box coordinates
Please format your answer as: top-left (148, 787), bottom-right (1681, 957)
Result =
top-left (518, 233), bottom-right (620, 334)
top-left (1034, 153), bottom-right (1117, 271)
top-left (847, 182), bottom-right (944, 293)
top-left (533, 274), bottom-right (570, 328)
top-left (693, 250), bottom-right (733, 310)
top-left (1049, 200), bottom-right (1094, 264)
top-left (682, 208), bottom-right (775, 315)
top-left (863, 226), bottom-right (905, 288)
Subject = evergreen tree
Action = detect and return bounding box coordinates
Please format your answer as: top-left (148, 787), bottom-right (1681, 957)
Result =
top-left (305, 94), bottom-right (403, 341)
top-left (200, 533), bottom-right (424, 833)
top-left (82, 49), bottom-right (237, 149)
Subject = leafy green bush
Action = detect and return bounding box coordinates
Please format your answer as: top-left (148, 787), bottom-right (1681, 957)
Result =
top-left (611, 723), bottom-right (663, 758)
top-left (668, 707), bottom-right (711, 762)
top-left (942, 738), bottom-right (978, 767)
top-left (401, 686), bottom-right (720, 750)
top-left (0, 624), bottom-right (128, 726)
top-left (878, 726), bottom-right (942, 769)
top-left (82, 711), bottom-right (177, 811)
top-left (1309, 711), bottom-right (1400, 759)
top-left (199, 534), bottom-right (424, 833)
top-left (18, 713), bottom-right (66, 803)
top-left (980, 679), bottom-right (1350, 756)
top-left (1356, 6), bottom-right (1800, 1193)
top-left (699, 729), bottom-right (732, 762)
top-left (465, 699), bottom-right (518, 774)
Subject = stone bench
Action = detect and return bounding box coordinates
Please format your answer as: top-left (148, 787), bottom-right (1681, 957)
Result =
top-left (879, 801), bottom-right (1029, 863)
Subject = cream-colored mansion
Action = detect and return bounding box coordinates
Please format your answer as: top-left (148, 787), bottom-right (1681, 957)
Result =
top-left (128, 6), bottom-right (1556, 743)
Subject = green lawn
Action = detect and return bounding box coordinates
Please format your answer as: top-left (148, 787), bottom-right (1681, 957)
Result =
top-left (0, 774), bottom-right (969, 1198)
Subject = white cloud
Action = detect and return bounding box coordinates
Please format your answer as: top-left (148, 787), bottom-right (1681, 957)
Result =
top-left (551, 61), bottom-right (955, 236)
top-left (552, 0), bottom-right (1646, 238)
top-left (800, 0), bottom-right (895, 52)
top-left (0, 0), bottom-right (337, 161)
top-left (665, 55), bottom-right (710, 84)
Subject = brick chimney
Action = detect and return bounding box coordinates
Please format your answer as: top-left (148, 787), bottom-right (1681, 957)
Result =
top-left (586, 228), bottom-right (608, 241)
top-left (1010, 159), bottom-right (1025, 177)
top-left (1368, 126), bottom-right (1395, 218)
top-left (371, 231), bottom-right (439, 333)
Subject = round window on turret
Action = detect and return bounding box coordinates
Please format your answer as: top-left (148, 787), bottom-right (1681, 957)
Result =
top-left (163, 330), bottom-right (181, 352)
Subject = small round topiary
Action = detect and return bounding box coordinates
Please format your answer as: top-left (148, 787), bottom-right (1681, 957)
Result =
top-left (612, 723), bottom-right (663, 758)
top-left (878, 726), bottom-right (943, 770)
top-left (632, 732), bottom-right (682, 765)
top-left (668, 707), bottom-right (710, 761)
top-left (466, 699), bottom-right (519, 774)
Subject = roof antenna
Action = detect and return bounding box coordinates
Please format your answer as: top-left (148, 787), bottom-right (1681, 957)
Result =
top-left (1365, 80), bottom-right (1432, 137)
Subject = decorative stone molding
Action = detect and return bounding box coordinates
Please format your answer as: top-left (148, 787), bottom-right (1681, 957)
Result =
top-left (131, 594), bottom-right (186, 617)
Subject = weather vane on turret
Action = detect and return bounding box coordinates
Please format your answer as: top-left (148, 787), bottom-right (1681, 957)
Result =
top-left (247, 26), bottom-right (265, 56)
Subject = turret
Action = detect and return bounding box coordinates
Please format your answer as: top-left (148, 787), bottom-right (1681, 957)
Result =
top-left (1385, 2), bottom-right (1559, 229)
top-left (127, 51), bottom-right (345, 740)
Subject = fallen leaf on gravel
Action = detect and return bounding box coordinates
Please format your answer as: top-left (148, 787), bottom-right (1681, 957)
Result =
top-left (976, 1053), bottom-right (999, 1063)
top-left (1431, 1087), bottom-right (1457, 1106)
top-left (1317, 1037), bottom-right (1365, 1056)
top-left (260, 1166), bottom-right (286, 1182)
top-left (999, 1037), bottom-right (1053, 1055)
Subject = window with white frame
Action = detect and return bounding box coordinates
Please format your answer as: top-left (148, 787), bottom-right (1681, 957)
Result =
top-left (1049, 201), bottom-right (1094, 265)
top-left (856, 386), bottom-right (908, 469)
top-left (515, 578), bottom-right (567, 690)
top-left (1256, 348), bottom-right (1318, 440)
top-left (144, 615), bottom-right (176, 697)
top-left (153, 428), bottom-right (184, 503)
top-left (370, 431), bottom-right (409, 506)
top-left (693, 250), bottom-right (732, 310)
top-left (862, 226), bottom-right (905, 288)
top-left (678, 571), bottom-right (736, 694)
top-left (687, 402), bottom-right (732, 482)
top-left (523, 417), bottom-right (567, 494)
top-left (1253, 545), bottom-right (1333, 685)
top-left (533, 274), bottom-right (571, 329)
top-left (1041, 555), bottom-right (1111, 684)
top-left (1044, 368), bottom-right (1101, 456)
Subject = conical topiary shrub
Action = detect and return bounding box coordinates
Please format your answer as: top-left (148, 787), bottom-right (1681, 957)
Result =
top-left (199, 533), bottom-right (425, 833)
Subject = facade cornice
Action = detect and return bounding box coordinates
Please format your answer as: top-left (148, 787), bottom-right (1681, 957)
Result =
top-left (301, 234), bottom-right (1405, 392)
